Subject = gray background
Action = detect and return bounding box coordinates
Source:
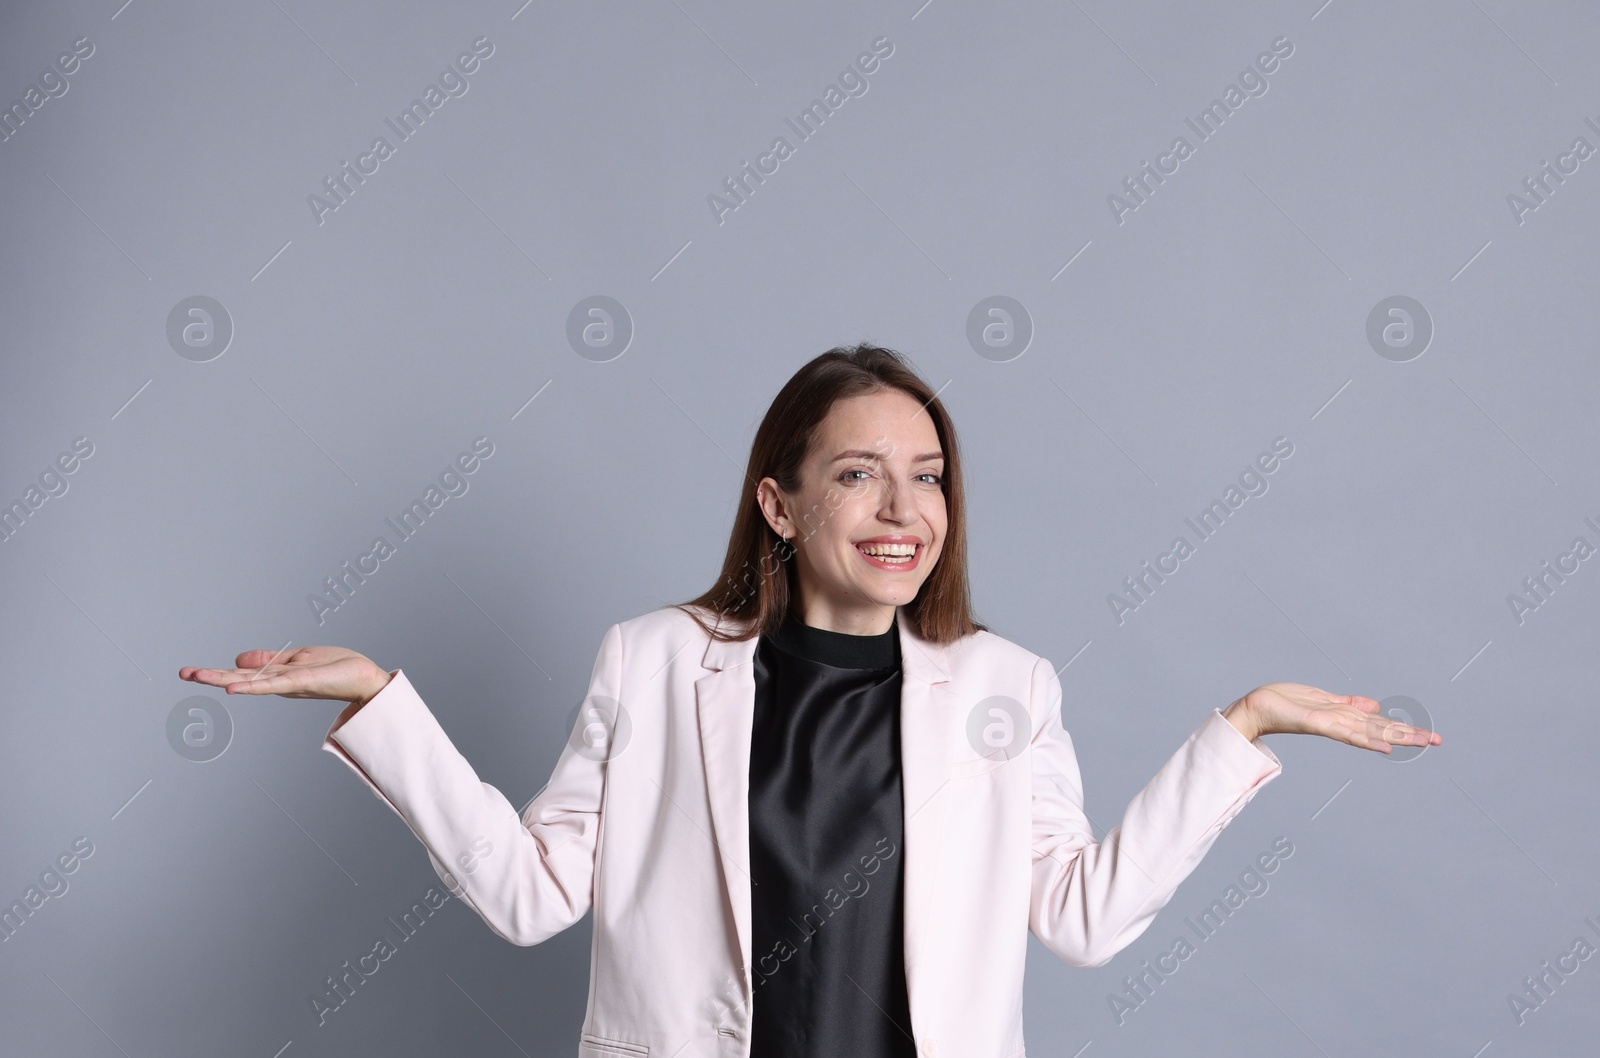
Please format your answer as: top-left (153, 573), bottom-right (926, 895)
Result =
top-left (1, 0), bottom-right (1596, 1055)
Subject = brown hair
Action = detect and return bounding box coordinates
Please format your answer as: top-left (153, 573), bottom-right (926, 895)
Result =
top-left (674, 342), bottom-right (988, 645)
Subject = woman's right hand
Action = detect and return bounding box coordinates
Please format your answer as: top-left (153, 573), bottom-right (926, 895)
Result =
top-left (179, 646), bottom-right (392, 706)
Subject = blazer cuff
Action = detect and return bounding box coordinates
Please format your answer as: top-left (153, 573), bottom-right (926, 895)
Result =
top-left (1202, 706), bottom-right (1283, 799)
top-left (320, 668), bottom-right (430, 822)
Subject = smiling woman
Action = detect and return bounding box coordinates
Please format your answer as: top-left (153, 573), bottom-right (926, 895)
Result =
top-left (179, 340), bottom-right (1440, 1058)
top-left (678, 343), bottom-right (978, 643)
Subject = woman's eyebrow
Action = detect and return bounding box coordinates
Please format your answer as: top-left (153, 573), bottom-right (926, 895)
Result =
top-left (829, 449), bottom-right (945, 463)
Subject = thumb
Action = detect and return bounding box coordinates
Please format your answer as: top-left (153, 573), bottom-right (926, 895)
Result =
top-left (235, 647), bottom-right (291, 669)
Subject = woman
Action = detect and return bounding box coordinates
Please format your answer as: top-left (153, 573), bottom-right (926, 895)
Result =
top-left (180, 343), bottom-right (1439, 1057)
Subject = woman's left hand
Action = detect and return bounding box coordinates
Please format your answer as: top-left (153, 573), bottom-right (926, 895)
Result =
top-left (1223, 681), bottom-right (1442, 754)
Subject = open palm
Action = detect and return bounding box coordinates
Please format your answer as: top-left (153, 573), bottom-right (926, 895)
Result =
top-left (1240, 681), bottom-right (1441, 754)
top-left (178, 645), bottom-right (389, 704)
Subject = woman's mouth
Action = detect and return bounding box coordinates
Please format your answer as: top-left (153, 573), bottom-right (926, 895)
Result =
top-left (854, 541), bottom-right (922, 571)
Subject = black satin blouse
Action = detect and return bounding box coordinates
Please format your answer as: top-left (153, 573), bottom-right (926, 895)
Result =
top-left (747, 610), bottom-right (916, 1057)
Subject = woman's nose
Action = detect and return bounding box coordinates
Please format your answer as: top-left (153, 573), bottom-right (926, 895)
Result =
top-left (878, 478), bottom-right (916, 522)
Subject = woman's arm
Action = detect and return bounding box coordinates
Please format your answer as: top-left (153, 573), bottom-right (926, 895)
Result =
top-left (320, 622), bottom-right (624, 947)
top-left (1026, 659), bottom-right (1283, 968)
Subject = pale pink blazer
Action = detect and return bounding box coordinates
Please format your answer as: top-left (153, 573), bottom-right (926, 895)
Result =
top-left (322, 604), bottom-right (1282, 1058)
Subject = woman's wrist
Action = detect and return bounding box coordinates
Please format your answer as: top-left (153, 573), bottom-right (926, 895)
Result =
top-left (350, 664), bottom-right (394, 709)
top-left (1222, 697), bottom-right (1261, 741)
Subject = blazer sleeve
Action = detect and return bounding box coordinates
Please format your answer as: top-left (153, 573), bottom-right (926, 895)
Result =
top-left (1026, 657), bottom-right (1282, 968)
top-left (319, 621), bottom-right (624, 947)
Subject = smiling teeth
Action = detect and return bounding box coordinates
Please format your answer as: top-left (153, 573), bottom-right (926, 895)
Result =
top-left (858, 543), bottom-right (917, 557)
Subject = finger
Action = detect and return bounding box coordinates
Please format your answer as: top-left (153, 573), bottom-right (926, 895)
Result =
top-left (221, 670), bottom-right (299, 695)
top-left (1331, 713), bottom-right (1394, 753)
top-left (180, 667), bottom-right (249, 688)
top-left (183, 666), bottom-right (289, 692)
top-left (1366, 718), bottom-right (1441, 748)
top-left (236, 647), bottom-right (295, 670)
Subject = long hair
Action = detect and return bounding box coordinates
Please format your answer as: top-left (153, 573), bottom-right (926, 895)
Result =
top-left (674, 342), bottom-right (987, 645)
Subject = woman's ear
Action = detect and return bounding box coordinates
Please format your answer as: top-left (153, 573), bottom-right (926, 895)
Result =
top-left (755, 477), bottom-right (791, 540)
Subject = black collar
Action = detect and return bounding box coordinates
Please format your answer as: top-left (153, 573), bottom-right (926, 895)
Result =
top-left (767, 610), bottom-right (900, 670)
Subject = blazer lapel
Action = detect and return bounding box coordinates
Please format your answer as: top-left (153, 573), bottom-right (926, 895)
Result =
top-left (693, 608), bottom-right (955, 1016)
top-left (694, 620), bottom-right (759, 997)
top-left (895, 615), bottom-right (957, 1029)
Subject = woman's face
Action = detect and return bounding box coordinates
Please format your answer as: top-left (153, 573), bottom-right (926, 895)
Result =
top-left (758, 388), bottom-right (948, 635)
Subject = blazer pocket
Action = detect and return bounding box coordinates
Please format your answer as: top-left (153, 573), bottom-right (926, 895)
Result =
top-left (579, 1031), bottom-right (649, 1057)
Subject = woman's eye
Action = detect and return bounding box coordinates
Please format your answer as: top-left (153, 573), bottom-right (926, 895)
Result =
top-left (840, 469), bottom-right (871, 483)
top-left (919, 473), bottom-right (943, 485)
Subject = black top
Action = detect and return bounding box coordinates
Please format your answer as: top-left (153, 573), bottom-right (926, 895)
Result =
top-left (747, 610), bottom-right (917, 1056)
